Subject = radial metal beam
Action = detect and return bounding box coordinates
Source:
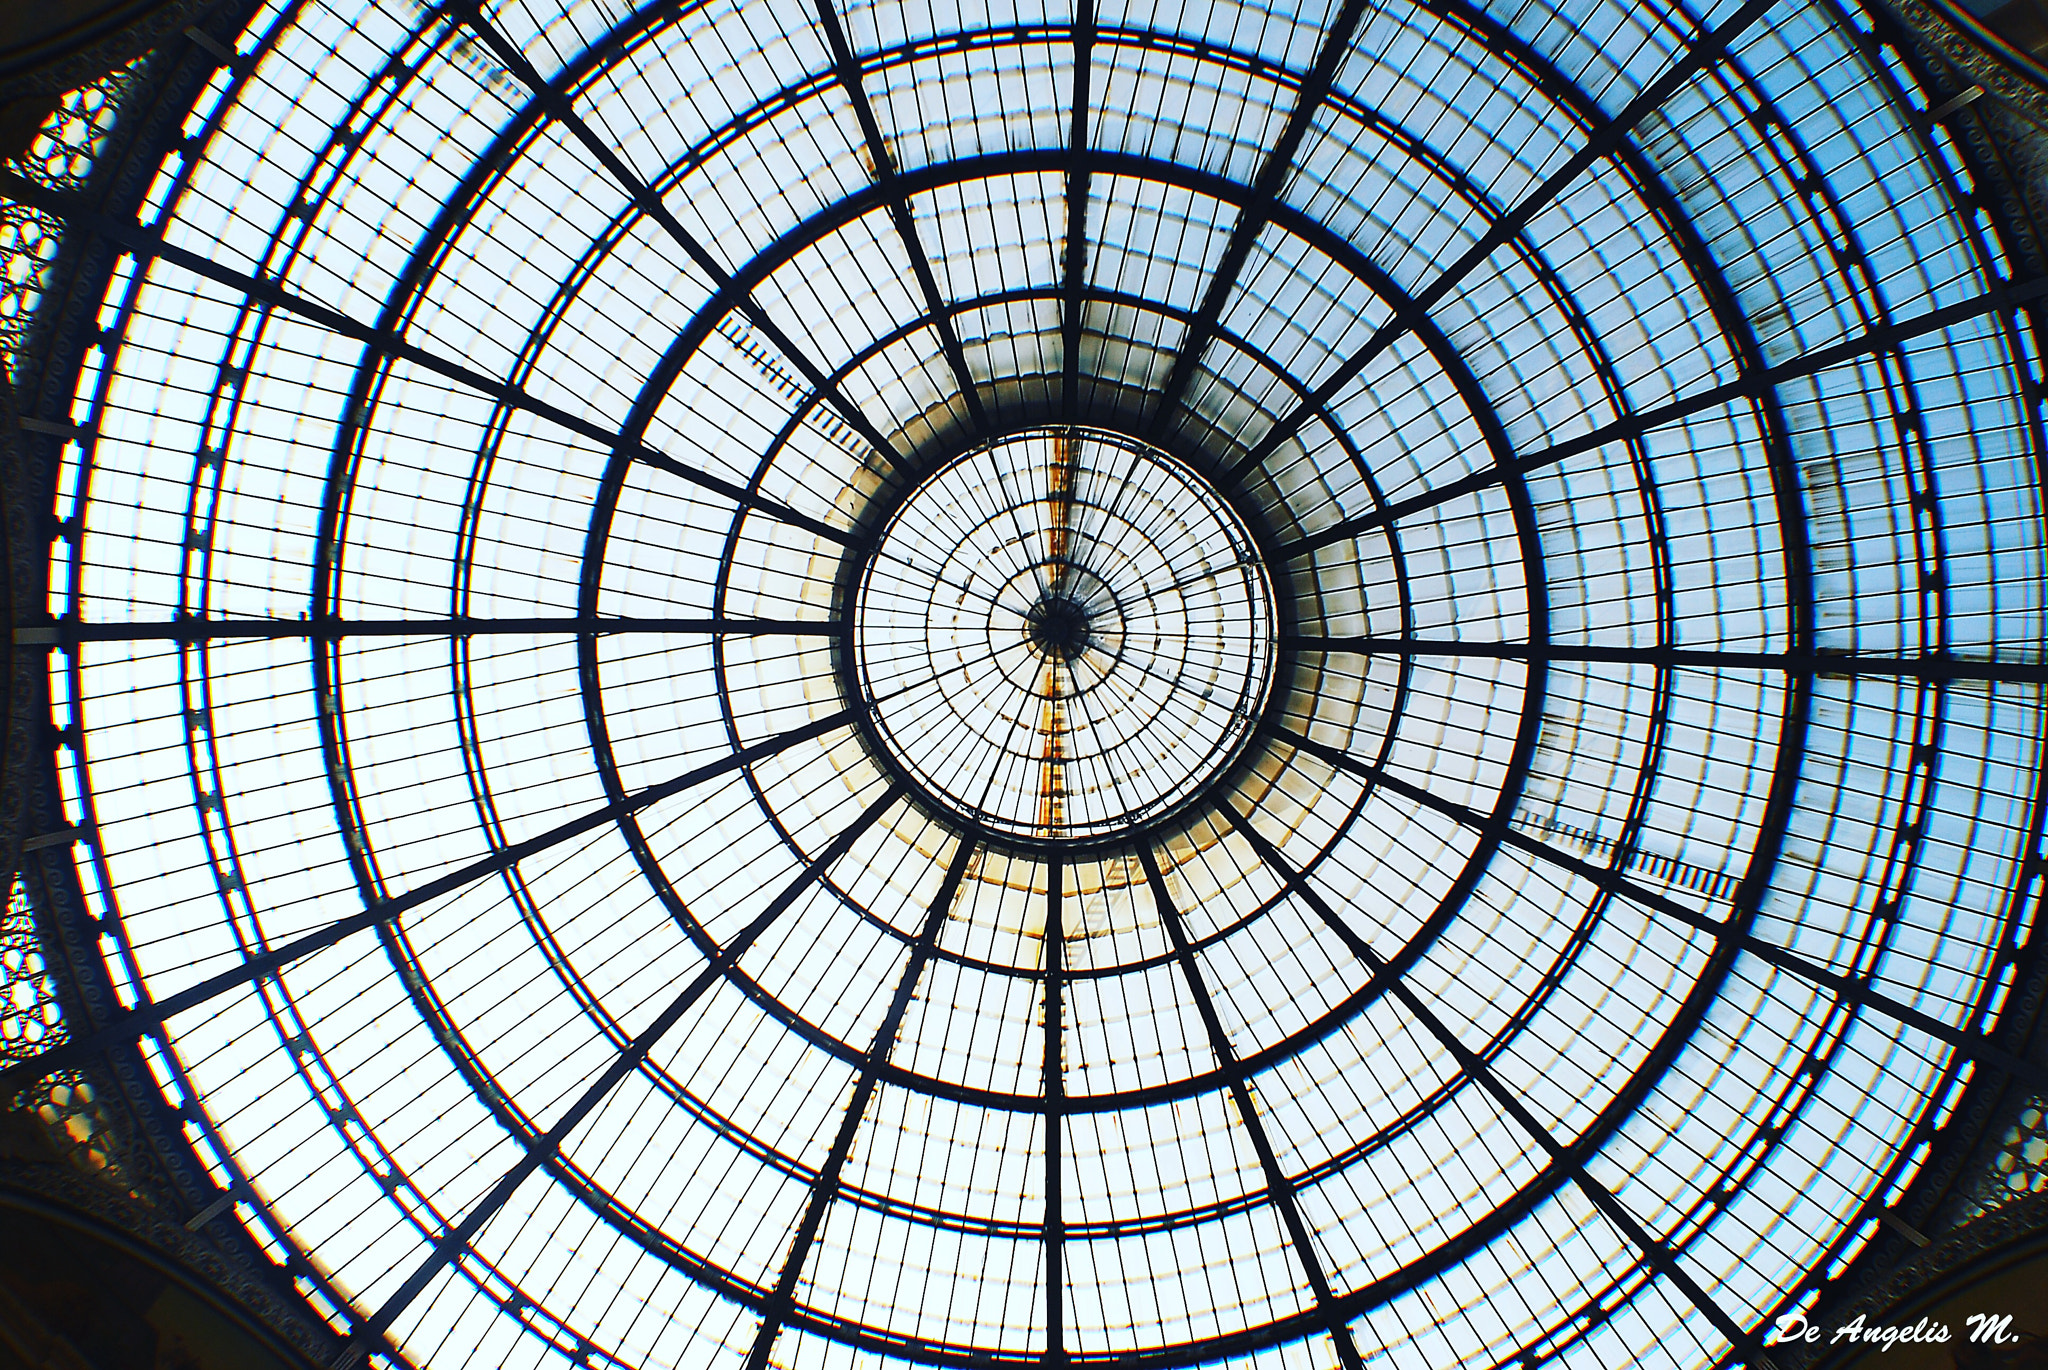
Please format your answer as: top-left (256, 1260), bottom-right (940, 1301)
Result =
top-left (1060, 0), bottom-right (1097, 422)
top-left (438, 0), bottom-right (908, 475)
top-left (810, 0), bottom-right (990, 436)
top-left (1135, 846), bottom-right (1368, 1370)
top-left (1222, 809), bottom-right (1781, 1369)
top-left (1278, 271), bottom-right (2048, 560)
top-left (0, 170), bottom-right (857, 551)
top-left (1291, 635), bottom-right (2048, 687)
top-left (1042, 858), bottom-right (1067, 1363)
top-left (1231, 0), bottom-right (1777, 482)
top-left (0, 708), bottom-right (856, 1101)
top-left (636, 452), bottom-right (857, 544)
top-left (742, 838), bottom-right (978, 1370)
top-left (1271, 724), bottom-right (2048, 1093)
top-left (14, 616), bottom-right (837, 646)
top-left (339, 780), bottom-right (905, 1366)
top-left (1145, 0), bottom-right (1371, 436)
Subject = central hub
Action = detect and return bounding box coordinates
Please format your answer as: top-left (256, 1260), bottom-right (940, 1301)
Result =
top-left (847, 427), bottom-right (1279, 845)
top-left (1025, 594), bottom-right (1090, 662)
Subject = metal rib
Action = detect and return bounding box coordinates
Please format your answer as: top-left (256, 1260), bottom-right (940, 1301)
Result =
top-left (340, 780), bottom-right (905, 1366)
top-left (440, 0), bottom-right (910, 474)
top-left (742, 839), bottom-right (979, 1369)
top-left (0, 708), bottom-right (857, 1100)
top-left (1271, 724), bottom-right (2048, 1093)
top-left (810, 0), bottom-right (990, 435)
top-left (16, 616), bottom-right (837, 646)
top-left (1278, 273), bottom-right (2048, 561)
top-left (1136, 844), bottom-right (1369, 1370)
top-left (0, 169), bottom-right (856, 550)
top-left (1042, 858), bottom-right (1067, 1362)
top-left (1060, 0), bottom-right (1097, 422)
top-left (1230, 0), bottom-right (1777, 482)
top-left (1146, 0), bottom-right (1372, 436)
top-left (1224, 808), bottom-right (1781, 1369)
top-left (1290, 635), bottom-right (2048, 686)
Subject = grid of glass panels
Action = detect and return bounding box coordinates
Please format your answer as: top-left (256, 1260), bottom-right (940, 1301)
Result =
top-left (37, 0), bottom-right (2047, 1366)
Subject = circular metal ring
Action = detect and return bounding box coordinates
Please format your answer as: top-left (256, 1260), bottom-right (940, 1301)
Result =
top-left (847, 427), bottom-right (1279, 847)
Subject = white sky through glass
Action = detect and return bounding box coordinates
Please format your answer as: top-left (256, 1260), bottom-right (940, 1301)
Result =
top-left (36, 0), bottom-right (2048, 1366)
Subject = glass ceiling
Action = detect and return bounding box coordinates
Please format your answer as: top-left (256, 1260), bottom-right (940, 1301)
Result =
top-left (24, 0), bottom-right (2048, 1365)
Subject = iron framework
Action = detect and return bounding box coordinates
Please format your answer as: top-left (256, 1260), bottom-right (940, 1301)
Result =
top-left (4, 0), bottom-right (2047, 1368)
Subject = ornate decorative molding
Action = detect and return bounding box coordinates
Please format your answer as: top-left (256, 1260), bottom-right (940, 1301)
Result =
top-left (0, 25), bottom-right (337, 1367)
top-left (1775, 1189), bottom-right (2048, 1368)
top-left (0, 0), bottom-right (226, 101)
top-left (0, 1158), bottom-right (347, 1369)
top-left (1881, 0), bottom-right (2048, 125)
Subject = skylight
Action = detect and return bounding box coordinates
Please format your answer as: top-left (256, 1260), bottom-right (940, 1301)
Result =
top-left (18, 0), bottom-right (2046, 1366)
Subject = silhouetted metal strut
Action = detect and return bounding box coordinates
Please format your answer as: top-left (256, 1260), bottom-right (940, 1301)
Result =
top-left (1230, 0), bottom-right (1778, 484)
top-left (1060, 0), bottom-right (1097, 422)
top-left (1271, 725), bottom-right (2048, 1095)
top-left (742, 839), bottom-right (979, 1368)
top-left (440, 0), bottom-right (909, 475)
top-left (1278, 274), bottom-right (2048, 562)
top-left (810, 0), bottom-right (991, 436)
top-left (0, 168), bottom-right (857, 550)
top-left (1137, 846), bottom-right (1369, 1370)
top-left (1289, 635), bottom-right (2048, 687)
top-left (15, 616), bottom-right (836, 645)
top-left (337, 780), bottom-right (905, 1367)
top-left (1223, 809), bottom-right (1782, 1370)
top-left (1145, 0), bottom-right (1372, 436)
top-left (1042, 860), bottom-right (1068, 1363)
top-left (0, 709), bottom-right (859, 1101)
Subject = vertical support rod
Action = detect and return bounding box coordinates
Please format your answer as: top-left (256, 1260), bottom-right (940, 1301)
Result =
top-left (1042, 858), bottom-right (1067, 1362)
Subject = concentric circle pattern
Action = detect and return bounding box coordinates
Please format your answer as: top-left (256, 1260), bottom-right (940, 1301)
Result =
top-left (37, 0), bottom-right (2048, 1368)
top-left (852, 429), bottom-right (1278, 844)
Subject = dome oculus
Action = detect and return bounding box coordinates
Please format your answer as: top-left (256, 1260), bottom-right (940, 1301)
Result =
top-left (848, 428), bottom-right (1279, 846)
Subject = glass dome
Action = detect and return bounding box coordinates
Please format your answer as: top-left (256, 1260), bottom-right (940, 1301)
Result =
top-left (24, 0), bottom-right (2048, 1365)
